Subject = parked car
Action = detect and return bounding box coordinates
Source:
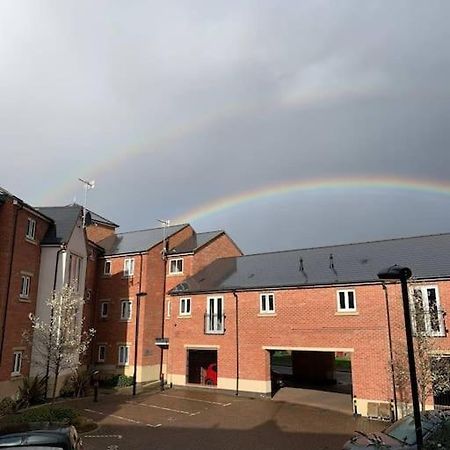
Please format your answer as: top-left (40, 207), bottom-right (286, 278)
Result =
top-left (205, 363), bottom-right (217, 385)
top-left (0, 424), bottom-right (82, 449)
top-left (342, 410), bottom-right (450, 449)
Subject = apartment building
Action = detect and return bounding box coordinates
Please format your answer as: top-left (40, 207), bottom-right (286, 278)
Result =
top-left (167, 234), bottom-right (450, 418)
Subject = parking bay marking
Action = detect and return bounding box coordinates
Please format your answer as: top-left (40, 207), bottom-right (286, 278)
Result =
top-left (83, 408), bottom-right (162, 428)
top-left (126, 400), bottom-right (200, 416)
top-left (159, 394), bottom-right (232, 407)
top-left (84, 434), bottom-right (122, 439)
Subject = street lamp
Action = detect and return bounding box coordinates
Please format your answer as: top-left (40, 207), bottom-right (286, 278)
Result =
top-left (132, 292), bottom-right (147, 396)
top-left (377, 265), bottom-right (423, 450)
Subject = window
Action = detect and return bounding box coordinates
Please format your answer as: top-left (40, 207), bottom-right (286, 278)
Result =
top-left (410, 286), bottom-right (445, 337)
top-left (68, 254), bottom-right (82, 291)
top-left (20, 275), bottom-right (31, 299)
top-left (118, 345), bottom-right (129, 365)
top-left (98, 345), bottom-right (106, 362)
top-left (123, 258), bottom-right (134, 277)
top-left (85, 289), bottom-right (92, 302)
top-left (12, 351), bottom-right (23, 375)
top-left (260, 293), bottom-right (275, 314)
top-left (166, 299), bottom-right (171, 318)
top-left (104, 260), bottom-right (112, 275)
top-left (206, 296), bottom-right (224, 334)
top-left (179, 298), bottom-right (191, 316)
top-left (26, 218), bottom-right (36, 240)
top-left (120, 300), bottom-right (132, 320)
top-left (100, 302), bottom-right (109, 318)
top-left (337, 290), bottom-right (356, 312)
top-left (169, 258), bottom-right (183, 274)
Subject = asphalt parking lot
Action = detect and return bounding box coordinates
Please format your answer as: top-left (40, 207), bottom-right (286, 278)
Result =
top-left (67, 388), bottom-right (385, 450)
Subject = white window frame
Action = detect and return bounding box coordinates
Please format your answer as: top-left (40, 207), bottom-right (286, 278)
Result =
top-left (104, 260), bottom-right (112, 275)
top-left (179, 297), bottom-right (191, 316)
top-left (336, 290), bottom-right (357, 312)
top-left (118, 345), bottom-right (129, 366)
top-left (260, 293), bottom-right (275, 314)
top-left (123, 258), bottom-right (135, 277)
top-left (100, 301), bottom-right (109, 318)
top-left (26, 218), bottom-right (36, 240)
top-left (12, 351), bottom-right (23, 375)
top-left (20, 275), bottom-right (31, 299)
top-left (120, 300), bottom-right (132, 320)
top-left (169, 258), bottom-right (184, 274)
top-left (166, 299), bottom-right (171, 318)
top-left (410, 285), bottom-right (445, 337)
top-left (98, 345), bottom-right (106, 362)
top-left (206, 296), bottom-right (224, 334)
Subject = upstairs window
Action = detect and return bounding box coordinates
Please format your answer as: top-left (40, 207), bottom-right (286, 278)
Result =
top-left (179, 298), bottom-right (191, 316)
top-left (26, 218), bottom-right (36, 240)
top-left (337, 290), bottom-right (356, 312)
top-left (20, 275), bottom-right (31, 299)
top-left (98, 345), bottom-right (106, 362)
top-left (410, 286), bottom-right (445, 337)
top-left (68, 254), bottom-right (82, 291)
top-left (169, 258), bottom-right (183, 274)
top-left (120, 300), bottom-right (132, 320)
top-left (100, 302), bottom-right (109, 318)
top-left (260, 293), bottom-right (275, 314)
top-left (104, 260), bottom-right (112, 275)
top-left (12, 351), bottom-right (23, 375)
top-left (123, 258), bottom-right (134, 277)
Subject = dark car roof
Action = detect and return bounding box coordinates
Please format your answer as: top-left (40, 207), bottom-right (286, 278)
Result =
top-left (0, 424), bottom-right (74, 448)
top-left (171, 233), bottom-right (450, 294)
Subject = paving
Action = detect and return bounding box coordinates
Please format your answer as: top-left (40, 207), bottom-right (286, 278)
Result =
top-left (65, 387), bottom-right (386, 450)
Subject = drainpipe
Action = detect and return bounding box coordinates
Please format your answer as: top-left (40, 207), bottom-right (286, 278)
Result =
top-left (159, 244), bottom-right (168, 384)
top-left (0, 199), bottom-right (21, 363)
top-left (232, 290), bottom-right (239, 396)
top-left (383, 283), bottom-right (398, 421)
top-left (44, 244), bottom-right (66, 397)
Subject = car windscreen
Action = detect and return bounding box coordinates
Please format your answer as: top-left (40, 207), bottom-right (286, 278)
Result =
top-left (384, 415), bottom-right (437, 445)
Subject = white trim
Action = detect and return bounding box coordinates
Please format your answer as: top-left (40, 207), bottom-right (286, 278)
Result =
top-left (26, 217), bottom-right (36, 240)
top-left (336, 289), bottom-right (357, 312)
top-left (179, 297), bottom-right (191, 316)
top-left (169, 258), bottom-right (184, 274)
top-left (206, 296), bottom-right (224, 334)
top-left (98, 345), bottom-right (106, 362)
top-left (100, 301), bottom-right (109, 318)
top-left (410, 285), bottom-right (445, 337)
top-left (118, 345), bottom-right (130, 366)
top-left (12, 351), bottom-right (23, 376)
top-left (123, 258), bottom-right (135, 277)
top-left (263, 346), bottom-right (354, 352)
top-left (120, 299), bottom-right (132, 320)
top-left (184, 344), bottom-right (220, 349)
top-left (19, 275), bottom-right (31, 299)
top-left (259, 293), bottom-right (275, 314)
top-left (104, 259), bottom-right (112, 275)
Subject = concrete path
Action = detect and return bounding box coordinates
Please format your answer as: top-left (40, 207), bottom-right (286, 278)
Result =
top-left (273, 387), bottom-right (353, 415)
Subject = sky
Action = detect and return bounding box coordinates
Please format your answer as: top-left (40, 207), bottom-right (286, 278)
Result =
top-left (1, 1), bottom-right (450, 254)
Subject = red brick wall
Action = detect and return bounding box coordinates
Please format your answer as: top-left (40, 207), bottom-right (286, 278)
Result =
top-left (86, 224), bottom-right (115, 243)
top-left (0, 199), bottom-right (50, 381)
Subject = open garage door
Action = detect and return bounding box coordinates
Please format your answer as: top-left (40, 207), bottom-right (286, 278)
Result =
top-left (187, 349), bottom-right (217, 386)
top-left (270, 349), bottom-right (353, 414)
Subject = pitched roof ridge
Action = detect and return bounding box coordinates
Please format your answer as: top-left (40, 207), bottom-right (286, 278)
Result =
top-left (196, 229), bottom-right (224, 235)
top-left (238, 232), bottom-right (450, 259)
top-left (116, 223), bottom-right (188, 236)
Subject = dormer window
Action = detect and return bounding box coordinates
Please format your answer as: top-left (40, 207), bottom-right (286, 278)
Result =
top-left (169, 258), bottom-right (183, 274)
top-left (26, 218), bottom-right (36, 240)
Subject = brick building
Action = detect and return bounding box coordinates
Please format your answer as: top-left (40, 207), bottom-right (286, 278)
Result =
top-left (167, 234), bottom-right (450, 418)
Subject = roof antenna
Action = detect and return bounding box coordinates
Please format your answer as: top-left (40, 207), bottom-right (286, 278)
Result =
top-left (78, 178), bottom-right (95, 228)
top-left (157, 219), bottom-right (170, 260)
top-left (329, 253), bottom-right (334, 270)
top-left (299, 257), bottom-right (304, 272)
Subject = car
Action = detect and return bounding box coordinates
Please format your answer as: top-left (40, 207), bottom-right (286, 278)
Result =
top-left (205, 363), bottom-right (217, 385)
top-left (342, 410), bottom-right (450, 449)
top-left (0, 424), bottom-right (83, 449)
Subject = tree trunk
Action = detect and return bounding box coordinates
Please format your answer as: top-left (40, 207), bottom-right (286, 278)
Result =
top-left (51, 361), bottom-right (60, 404)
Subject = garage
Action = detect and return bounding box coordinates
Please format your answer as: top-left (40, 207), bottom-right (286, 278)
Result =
top-left (270, 349), bottom-right (353, 413)
top-left (187, 349), bottom-right (218, 386)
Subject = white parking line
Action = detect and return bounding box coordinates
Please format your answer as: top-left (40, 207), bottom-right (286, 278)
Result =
top-left (159, 394), bottom-right (232, 407)
top-left (126, 400), bottom-right (200, 416)
top-left (84, 434), bottom-right (122, 439)
top-left (83, 408), bottom-right (162, 428)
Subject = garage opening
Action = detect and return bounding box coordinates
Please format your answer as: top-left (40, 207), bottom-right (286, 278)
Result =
top-left (270, 349), bottom-right (353, 413)
top-left (187, 349), bottom-right (217, 386)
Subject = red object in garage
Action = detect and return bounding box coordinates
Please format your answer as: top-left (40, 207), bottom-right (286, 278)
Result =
top-left (205, 363), bottom-right (217, 385)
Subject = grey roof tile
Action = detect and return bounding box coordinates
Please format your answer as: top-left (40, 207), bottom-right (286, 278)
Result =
top-left (168, 230), bottom-right (224, 255)
top-left (37, 205), bottom-right (82, 245)
top-left (171, 233), bottom-right (450, 294)
top-left (99, 224), bottom-right (188, 255)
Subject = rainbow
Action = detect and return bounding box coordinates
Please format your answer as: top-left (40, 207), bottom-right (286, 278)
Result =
top-left (174, 175), bottom-right (450, 224)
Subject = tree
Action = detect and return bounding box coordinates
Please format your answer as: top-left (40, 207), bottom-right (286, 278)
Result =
top-left (392, 282), bottom-right (450, 412)
top-left (23, 284), bottom-right (95, 402)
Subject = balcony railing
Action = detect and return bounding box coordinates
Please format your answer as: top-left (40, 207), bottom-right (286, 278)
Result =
top-left (204, 313), bottom-right (225, 335)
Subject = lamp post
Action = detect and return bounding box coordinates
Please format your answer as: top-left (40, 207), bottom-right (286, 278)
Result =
top-left (132, 292), bottom-right (147, 396)
top-left (377, 265), bottom-right (423, 450)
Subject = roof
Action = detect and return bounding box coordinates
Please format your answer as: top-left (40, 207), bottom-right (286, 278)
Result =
top-left (66, 203), bottom-right (118, 228)
top-left (99, 223), bottom-right (188, 256)
top-left (37, 205), bottom-right (83, 245)
top-left (171, 232), bottom-right (450, 294)
top-left (168, 230), bottom-right (224, 255)
top-left (0, 187), bottom-right (52, 221)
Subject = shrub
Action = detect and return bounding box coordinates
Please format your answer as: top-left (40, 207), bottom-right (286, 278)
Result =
top-left (16, 376), bottom-right (46, 409)
top-left (117, 375), bottom-right (133, 387)
top-left (0, 398), bottom-right (16, 417)
top-left (100, 374), bottom-right (133, 388)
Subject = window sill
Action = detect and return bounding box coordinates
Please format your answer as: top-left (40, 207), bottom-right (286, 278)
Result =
top-left (258, 313), bottom-right (277, 317)
top-left (18, 297), bottom-right (31, 303)
top-left (11, 373), bottom-right (23, 379)
top-left (168, 272), bottom-right (184, 277)
top-left (335, 311), bottom-right (359, 316)
top-left (102, 274), bottom-right (112, 278)
top-left (25, 237), bottom-right (37, 245)
top-left (119, 319), bottom-right (132, 322)
top-left (122, 275), bottom-right (134, 280)
top-left (177, 315), bottom-right (192, 319)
